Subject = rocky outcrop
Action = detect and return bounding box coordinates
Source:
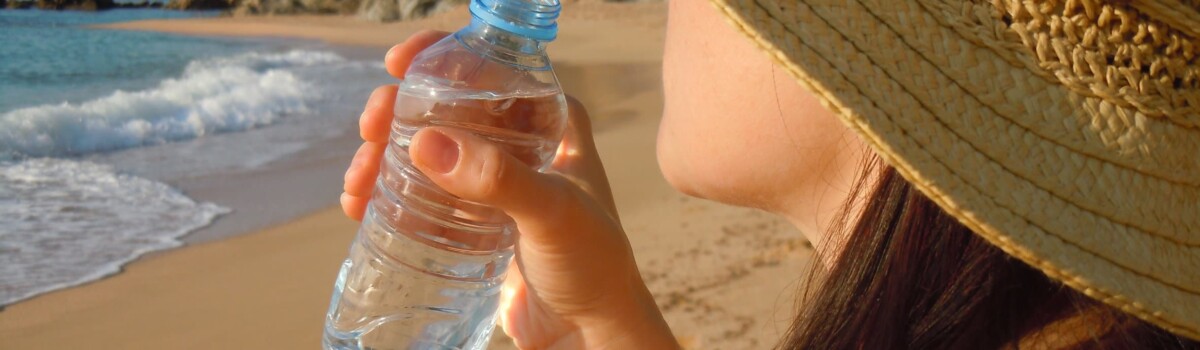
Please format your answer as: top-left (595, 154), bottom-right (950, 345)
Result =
top-left (5, 0), bottom-right (32, 9)
top-left (34, 0), bottom-right (115, 10)
top-left (355, 0), bottom-right (466, 21)
top-left (233, 0), bottom-right (466, 20)
top-left (234, 0), bottom-right (360, 15)
top-left (164, 0), bottom-right (233, 9)
top-left (113, 1), bottom-right (163, 7)
top-left (6, 0), bottom-right (163, 9)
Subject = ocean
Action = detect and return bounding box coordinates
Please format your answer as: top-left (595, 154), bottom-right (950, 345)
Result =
top-left (0, 9), bottom-right (392, 306)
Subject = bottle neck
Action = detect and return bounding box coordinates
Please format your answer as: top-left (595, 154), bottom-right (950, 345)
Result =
top-left (456, 19), bottom-right (552, 69)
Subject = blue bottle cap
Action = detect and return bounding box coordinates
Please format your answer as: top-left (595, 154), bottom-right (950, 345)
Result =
top-left (469, 0), bottom-right (561, 41)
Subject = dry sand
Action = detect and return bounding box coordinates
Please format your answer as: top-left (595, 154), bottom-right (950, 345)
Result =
top-left (0, 5), bottom-right (813, 349)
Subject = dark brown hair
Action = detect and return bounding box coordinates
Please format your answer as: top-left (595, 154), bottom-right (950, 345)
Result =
top-left (779, 155), bottom-right (1198, 349)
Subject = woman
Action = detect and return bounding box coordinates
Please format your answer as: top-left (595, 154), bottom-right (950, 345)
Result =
top-left (340, 0), bottom-right (1200, 348)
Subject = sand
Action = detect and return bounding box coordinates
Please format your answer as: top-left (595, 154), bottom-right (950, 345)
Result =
top-left (0, 5), bottom-right (814, 349)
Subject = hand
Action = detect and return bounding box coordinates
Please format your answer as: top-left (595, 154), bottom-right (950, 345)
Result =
top-left (340, 30), bottom-right (679, 350)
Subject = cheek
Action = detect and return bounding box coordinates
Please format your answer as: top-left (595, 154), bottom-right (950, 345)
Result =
top-left (657, 1), bottom-right (793, 203)
top-left (658, 52), bottom-right (707, 196)
top-left (657, 2), bottom-right (698, 195)
top-left (658, 49), bottom-right (737, 197)
top-left (657, 90), bottom-right (728, 198)
top-left (658, 61), bottom-right (792, 203)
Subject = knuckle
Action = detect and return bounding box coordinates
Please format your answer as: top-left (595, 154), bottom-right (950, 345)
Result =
top-left (385, 43), bottom-right (402, 59)
top-left (358, 111), bottom-right (371, 134)
top-left (476, 146), bottom-right (509, 200)
top-left (367, 85), bottom-right (395, 108)
top-left (364, 96), bottom-right (381, 112)
top-left (534, 178), bottom-right (576, 218)
top-left (369, 85), bottom-right (387, 102)
top-left (354, 142), bottom-right (370, 156)
top-left (564, 96), bottom-right (593, 131)
top-left (564, 94), bottom-right (583, 109)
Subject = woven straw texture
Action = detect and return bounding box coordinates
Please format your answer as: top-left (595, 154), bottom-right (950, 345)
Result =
top-left (707, 0), bottom-right (1200, 340)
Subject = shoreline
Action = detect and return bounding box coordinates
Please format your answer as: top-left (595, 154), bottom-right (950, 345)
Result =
top-left (1, 8), bottom-right (816, 349)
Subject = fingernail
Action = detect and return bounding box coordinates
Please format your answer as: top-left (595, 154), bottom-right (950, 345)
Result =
top-left (416, 130), bottom-right (459, 174)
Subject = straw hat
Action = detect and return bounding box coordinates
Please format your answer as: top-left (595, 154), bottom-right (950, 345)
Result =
top-left (706, 0), bottom-right (1200, 340)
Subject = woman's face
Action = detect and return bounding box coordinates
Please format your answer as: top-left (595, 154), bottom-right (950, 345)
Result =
top-left (658, 1), bottom-right (866, 244)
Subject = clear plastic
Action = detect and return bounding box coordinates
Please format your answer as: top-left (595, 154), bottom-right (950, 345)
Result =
top-left (322, 3), bottom-right (567, 349)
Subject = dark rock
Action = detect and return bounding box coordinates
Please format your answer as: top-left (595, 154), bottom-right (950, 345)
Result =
top-left (356, 0), bottom-right (466, 22)
top-left (7, 0), bottom-right (35, 8)
top-left (34, 0), bottom-right (115, 10)
top-left (75, 0), bottom-right (115, 10)
top-left (113, 1), bottom-right (163, 7)
top-left (164, 0), bottom-right (232, 9)
top-left (232, 0), bottom-right (474, 21)
top-left (235, 0), bottom-right (359, 15)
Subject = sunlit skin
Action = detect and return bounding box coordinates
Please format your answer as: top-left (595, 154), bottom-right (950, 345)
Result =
top-left (339, 2), bottom-right (866, 348)
top-left (657, 0), bottom-right (865, 251)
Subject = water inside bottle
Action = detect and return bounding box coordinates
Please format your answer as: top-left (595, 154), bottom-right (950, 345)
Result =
top-left (323, 83), bottom-right (567, 350)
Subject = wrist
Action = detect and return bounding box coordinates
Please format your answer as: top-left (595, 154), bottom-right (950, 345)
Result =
top-left (576, 273), bottom-right (679, 350)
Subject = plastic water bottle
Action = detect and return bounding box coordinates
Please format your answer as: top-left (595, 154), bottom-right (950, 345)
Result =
top-left (323, 1), bottom-right (567, 349)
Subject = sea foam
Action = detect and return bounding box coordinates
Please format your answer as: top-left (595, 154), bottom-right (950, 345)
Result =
top-left (0, 158), bottom-right (230, 306)
top-left (0, 50), bottom-right (345, 159)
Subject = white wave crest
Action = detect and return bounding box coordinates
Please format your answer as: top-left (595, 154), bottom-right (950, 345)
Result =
top-left (0, 50), bottom-right (345, 159)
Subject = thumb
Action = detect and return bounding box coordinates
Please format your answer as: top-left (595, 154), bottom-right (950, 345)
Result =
top-left (408, 127), bottom-right (575, 237)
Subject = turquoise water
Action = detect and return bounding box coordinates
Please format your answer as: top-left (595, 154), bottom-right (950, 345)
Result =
top-left (0, 9), bottom-right (241, 112)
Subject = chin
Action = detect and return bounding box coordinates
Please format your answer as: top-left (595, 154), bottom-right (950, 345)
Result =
top-left (658, 142), bottom-right (728, 205)
top-left (656, 123), bottom-right (701, 199)
top-left (661, 165), bottom-right (703, 199)
top-left (657, 142), bottom-right (769, 210)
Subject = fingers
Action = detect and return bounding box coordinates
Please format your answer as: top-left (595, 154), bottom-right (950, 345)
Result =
top-left (551, 97), bottom-right (590, 171)
top-left (408, 127), bottom-right (575, 235)
top-left (562, 96), bottom-right (596, 145)
top-left (360, 85), bottom-right (398, 143)
top-left (341, 192), bottom-right (367, 222)
top-left (344, 30), bottom-right (450, 222)
top-left (344, 142), bottom-right (386, 197)
top-left (553, 96), bottom-right (619, 218)
top-left (341, 141), bottom-right (386, 222)
top-left (498, 266), bottom-right (527, 341)
top-left (344, 85), bottom-right (394, 222)
top-left (384, 30), bottom-right (452, 79)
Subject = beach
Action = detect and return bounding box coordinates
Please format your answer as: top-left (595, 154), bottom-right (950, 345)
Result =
top-left (0, 4), bottom-right (813, 349)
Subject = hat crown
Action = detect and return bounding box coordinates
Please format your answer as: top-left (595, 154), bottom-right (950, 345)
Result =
top-left (993, 0), bottom-right (1200, 127)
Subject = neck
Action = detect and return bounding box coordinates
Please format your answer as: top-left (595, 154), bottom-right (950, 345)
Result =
top-left (779, 150), bottom-right (873, 269)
